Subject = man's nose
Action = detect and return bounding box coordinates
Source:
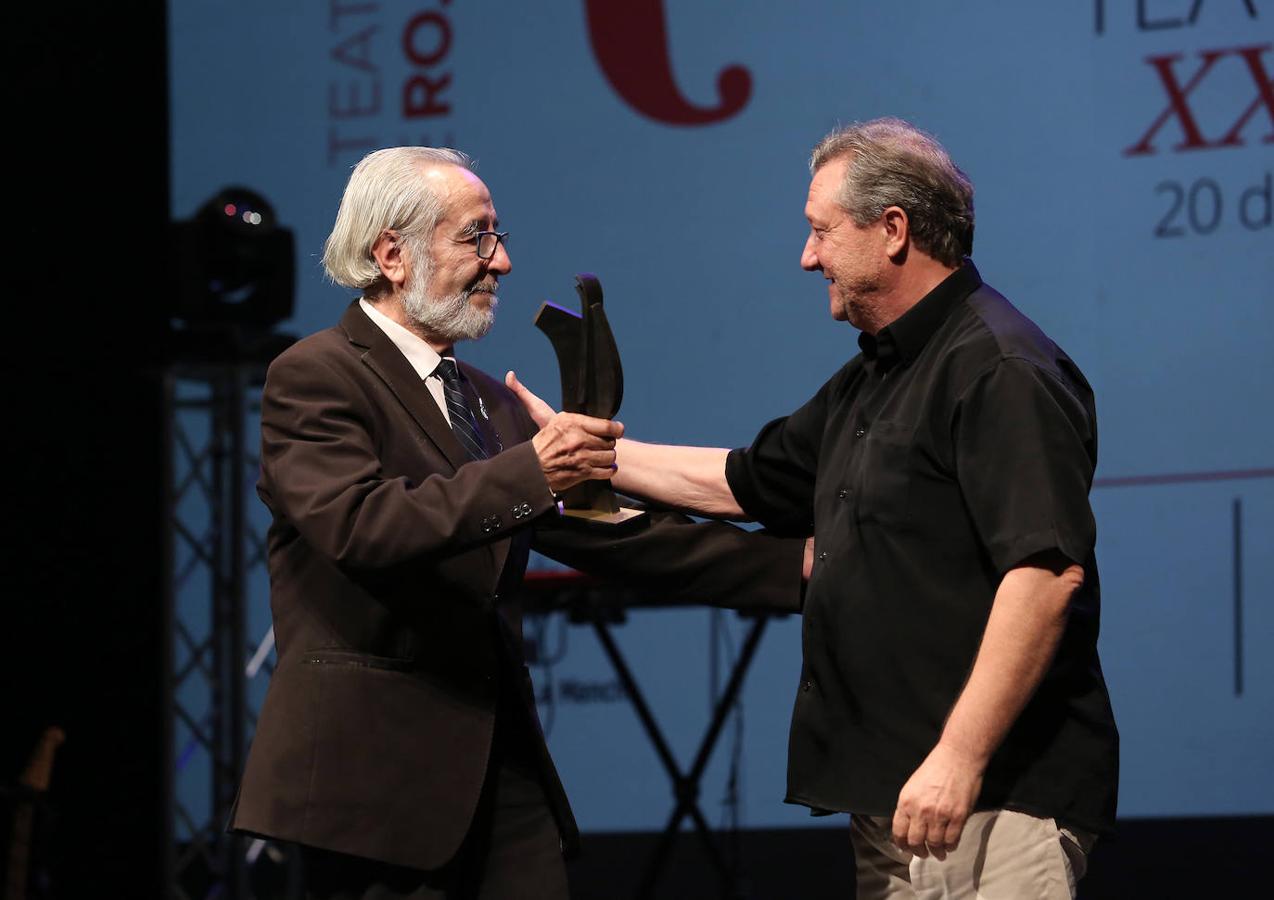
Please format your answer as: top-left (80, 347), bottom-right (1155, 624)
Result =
top-left (800, 234), bottom-right (820, 272)
top-left (487, 240), bottom-right (512, 276)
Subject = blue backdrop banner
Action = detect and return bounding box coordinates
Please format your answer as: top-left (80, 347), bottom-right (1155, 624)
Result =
top-left (170, 0), bottom-right (1273, 832)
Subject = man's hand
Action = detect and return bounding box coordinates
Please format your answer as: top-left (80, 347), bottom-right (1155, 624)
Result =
top-left (803, 537), bottom-right (815, 582)
top-left (531, 411), bottom-right (623, 494)
top-left (891, 742), bottom-right (985, 860)
top-left (508, 371), bottom-right (746, 518)
top-left (508, 371), bottom-right (622, 493)
top-left (888, 554), bottom-right (1080, 860)
top-left (506, 371), bottom-right (555, 429)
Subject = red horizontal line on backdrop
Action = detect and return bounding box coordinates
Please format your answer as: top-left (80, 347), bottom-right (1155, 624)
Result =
top-left (518, 469), bottom-right (1270, 585)
top-left (1094, 468), bottom-right (1274, 489)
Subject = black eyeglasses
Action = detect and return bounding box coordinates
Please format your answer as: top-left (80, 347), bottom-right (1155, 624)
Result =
top-left (474, 230), bottom-right (509, 260)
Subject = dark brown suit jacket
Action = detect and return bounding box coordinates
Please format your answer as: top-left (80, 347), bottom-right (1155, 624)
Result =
top-left (228, 302), bottom-right (802, 871)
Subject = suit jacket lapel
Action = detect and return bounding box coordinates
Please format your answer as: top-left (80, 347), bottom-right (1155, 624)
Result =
top-left (340, 302), bottom-right (470, 473)
top-left (341, 302), bottom-right (515, 583)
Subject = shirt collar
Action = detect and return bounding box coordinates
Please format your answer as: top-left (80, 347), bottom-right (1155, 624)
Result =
top-left (856, 329), bottom-right (898, 368)
top-left (863, 260), bottom-right (983, 366)
top-left (358, 298), bottom-right (447, 380)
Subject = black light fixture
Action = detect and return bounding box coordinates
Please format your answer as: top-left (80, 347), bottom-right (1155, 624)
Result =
top-left (171, 186), bottom-right (295, 331)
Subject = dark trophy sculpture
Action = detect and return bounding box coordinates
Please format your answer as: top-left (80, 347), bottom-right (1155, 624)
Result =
top-left (533, 274), bottom-right (648, 528)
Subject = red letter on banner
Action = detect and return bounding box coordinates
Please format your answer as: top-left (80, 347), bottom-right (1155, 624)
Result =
top-left (582, 0), bottom-right (751, 126)
top-left (403, 11), bottom-right (450, 66)
top-left (401, 9), bottom-right (452, 119)
top-left (1217, 44), bottom-right (1274, 147)
top-left (1124, 49), bottom-right (1228, 156)
top-left (403, 73), bottom-right (452, 118)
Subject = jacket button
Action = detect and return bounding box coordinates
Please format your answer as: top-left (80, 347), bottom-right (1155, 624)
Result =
top-left (854, 425), bottom-right (867, 438)
top-left (837, 489), bottom-right (848, 500)
top-left (818, 551), bottom-right (827, 561)
top-left (802, 679), bottom-right (813, 693)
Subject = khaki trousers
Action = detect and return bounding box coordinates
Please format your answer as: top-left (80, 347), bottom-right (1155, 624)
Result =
top-left (850, 809), bottom-right (1094, 900)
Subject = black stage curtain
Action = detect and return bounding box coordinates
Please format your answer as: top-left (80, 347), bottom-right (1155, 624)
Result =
top-left (5, 2), bottom-right (169, 897)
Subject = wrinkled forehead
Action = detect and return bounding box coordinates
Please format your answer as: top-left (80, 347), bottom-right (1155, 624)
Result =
top-left (423, 164), bottom-right (497, 226)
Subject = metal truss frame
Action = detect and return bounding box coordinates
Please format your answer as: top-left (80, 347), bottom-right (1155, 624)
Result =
top-left (162, 361), bottom-right (295, 900)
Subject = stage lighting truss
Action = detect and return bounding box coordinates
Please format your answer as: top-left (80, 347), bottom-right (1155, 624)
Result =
top-left (164, 362), bottom-right (298, 900)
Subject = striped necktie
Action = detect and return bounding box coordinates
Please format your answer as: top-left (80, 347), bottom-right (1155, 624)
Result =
top-left (435, 357), bottom-right (489, 461)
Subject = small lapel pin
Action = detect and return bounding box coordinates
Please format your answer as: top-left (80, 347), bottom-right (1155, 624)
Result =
top-left (477, 394), bottom-right (489, 420)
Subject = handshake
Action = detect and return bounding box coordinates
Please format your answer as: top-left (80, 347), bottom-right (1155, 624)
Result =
top-left (507, 369), bottom-right (816, 582)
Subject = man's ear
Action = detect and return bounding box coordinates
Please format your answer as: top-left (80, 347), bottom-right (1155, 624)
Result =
top-left (370, 230), bottom-right (408, 288)
top-left (881, 206), bottom-right (910, 261)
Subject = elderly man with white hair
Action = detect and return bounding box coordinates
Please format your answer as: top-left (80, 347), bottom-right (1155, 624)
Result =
top-left (228, 148), bottom-right (803, 900)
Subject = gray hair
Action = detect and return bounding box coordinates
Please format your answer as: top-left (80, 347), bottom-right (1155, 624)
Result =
top-left (810, 118), bottom-right (974, 267)
top-left (322, 146), bottom-right (474, 291)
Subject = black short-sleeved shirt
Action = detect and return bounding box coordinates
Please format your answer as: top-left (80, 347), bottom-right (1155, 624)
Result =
top-left (726, 262), bottom-right (1119, 834)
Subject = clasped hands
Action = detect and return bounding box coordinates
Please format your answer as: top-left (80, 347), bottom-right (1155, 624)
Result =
top-left (507, 372), bottom-right (620, 495)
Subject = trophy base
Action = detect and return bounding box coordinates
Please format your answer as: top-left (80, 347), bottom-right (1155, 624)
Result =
top-left (560, 505), bottom-right (649, 530)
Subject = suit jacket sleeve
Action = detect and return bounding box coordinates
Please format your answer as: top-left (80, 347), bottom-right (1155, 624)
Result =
top-left (510, 401), bottom-right (805, 614)
top-left (259, 347), bottom-right (558, 570)
top-left (533, 512), bottom-right (804, 613)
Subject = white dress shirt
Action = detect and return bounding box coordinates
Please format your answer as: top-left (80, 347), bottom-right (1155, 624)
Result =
top-left (359, 298), bottom-right (452, 425)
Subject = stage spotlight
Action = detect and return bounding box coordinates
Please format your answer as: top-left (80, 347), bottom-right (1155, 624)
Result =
top-left (171, 186), bottom-right (295, 330)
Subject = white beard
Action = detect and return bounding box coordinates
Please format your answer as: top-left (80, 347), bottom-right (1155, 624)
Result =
top-left (401, 266), bottom-right (498, 344)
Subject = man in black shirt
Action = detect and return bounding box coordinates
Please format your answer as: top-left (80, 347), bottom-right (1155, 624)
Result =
top-left (510, 118), bottom-right (1119, 898)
